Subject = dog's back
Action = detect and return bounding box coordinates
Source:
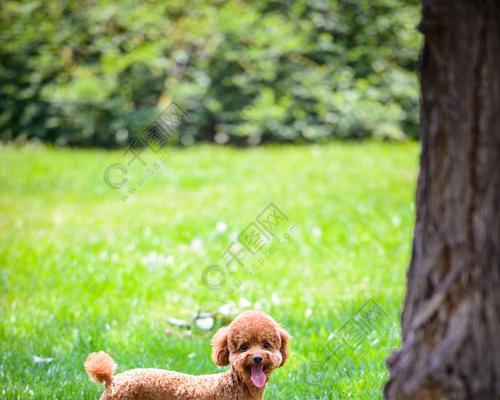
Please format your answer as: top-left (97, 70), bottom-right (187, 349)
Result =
top-left (85, 353), bottom-right (224, 400)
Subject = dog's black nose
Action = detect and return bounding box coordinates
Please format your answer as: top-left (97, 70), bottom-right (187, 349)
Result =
top-left (252, 355), bottom-right (263, 364)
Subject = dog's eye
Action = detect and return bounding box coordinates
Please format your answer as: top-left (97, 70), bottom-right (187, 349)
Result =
top-left (262, 342), bottom-right (271, 349)
top-left (239, 344), bottom-right (249, 352)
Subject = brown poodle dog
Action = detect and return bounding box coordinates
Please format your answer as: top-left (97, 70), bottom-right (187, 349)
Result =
top-left (85, 311), bottom-right (290, 400)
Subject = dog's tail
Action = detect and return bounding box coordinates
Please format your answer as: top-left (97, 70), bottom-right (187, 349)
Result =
top-left (84, 351), bottom-right (116, 388)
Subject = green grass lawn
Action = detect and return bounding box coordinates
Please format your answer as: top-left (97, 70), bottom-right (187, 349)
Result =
top-left (0, 142), bottom-right (418, 399)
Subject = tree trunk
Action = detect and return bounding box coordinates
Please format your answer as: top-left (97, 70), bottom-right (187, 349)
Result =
top-left (385, 1), bottom-right (500, 399)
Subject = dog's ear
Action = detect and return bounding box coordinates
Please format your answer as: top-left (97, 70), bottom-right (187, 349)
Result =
top-left (278, 327), bottom-right (291, 367)
top-left (211, 326), bottom-right (230, 366)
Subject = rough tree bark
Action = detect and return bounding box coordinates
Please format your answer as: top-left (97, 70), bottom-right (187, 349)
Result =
top-left (385, 1), bottom-right (500, 399)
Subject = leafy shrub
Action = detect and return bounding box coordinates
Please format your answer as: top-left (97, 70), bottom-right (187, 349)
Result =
top-left (0, 0), bottom-right (421, 147)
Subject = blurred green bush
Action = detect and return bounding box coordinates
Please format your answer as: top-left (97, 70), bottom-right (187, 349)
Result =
top-left (0, 0), bottom-right (420, 147)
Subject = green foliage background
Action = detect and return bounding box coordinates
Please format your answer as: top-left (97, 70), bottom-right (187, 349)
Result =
top-left (1, 0), bottom-right (421, 147)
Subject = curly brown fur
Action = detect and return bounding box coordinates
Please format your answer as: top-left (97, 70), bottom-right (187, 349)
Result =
top-left (85, 311), bottom-right (290, 400)
top-left (85, 351), bottom-right (117, 399)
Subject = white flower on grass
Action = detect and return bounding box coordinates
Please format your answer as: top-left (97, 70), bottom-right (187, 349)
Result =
top-left (392, 215), bottom-right (401, 227)
top-left (271, 293), bottom-right (281, 305)
top-left (312, 227), bottom-right (322, 238)
top-left (218, 303), bottom-right (237, 317)
top-left (33, 355), bottom-right (54, 364)
top-left (166, 317), bottom-right (190, 327)
top-left (230, 231), bottom-right (239, 241)
top-left (239, 298), bottom-right (252, 309)
top-left (215, 221), bottom-right (228, 233)
top-left (196, 317), bottom-right (214, 330)
top-left (190, 238), bottom-right (204, 254)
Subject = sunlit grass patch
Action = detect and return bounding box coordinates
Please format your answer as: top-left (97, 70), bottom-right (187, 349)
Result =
top-left (0, 142), bottom-right (418, 399)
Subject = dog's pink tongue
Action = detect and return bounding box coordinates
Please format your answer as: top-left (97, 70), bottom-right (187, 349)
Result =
top-left (250, 365), bottom-right (267, 388)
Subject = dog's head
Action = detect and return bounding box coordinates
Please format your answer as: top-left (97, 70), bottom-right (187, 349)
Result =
top-left (211, 311), bottom-right (290, 389)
